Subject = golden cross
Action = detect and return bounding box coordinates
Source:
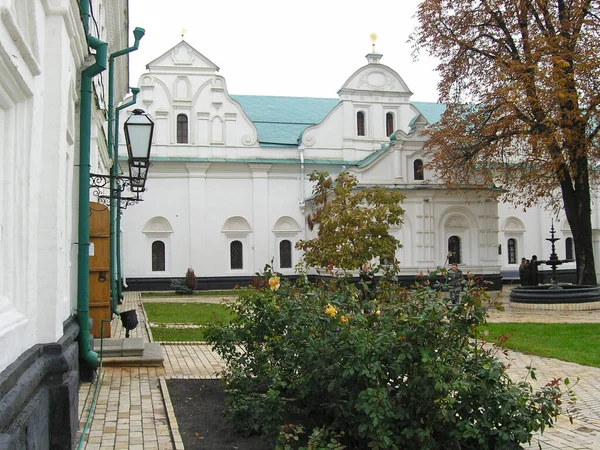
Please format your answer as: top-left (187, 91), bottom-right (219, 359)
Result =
top-left (370, 33), bottom-right (377, 52)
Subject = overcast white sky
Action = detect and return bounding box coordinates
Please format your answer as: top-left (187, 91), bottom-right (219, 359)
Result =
top-left (128, 0), bottom-right (441, 102)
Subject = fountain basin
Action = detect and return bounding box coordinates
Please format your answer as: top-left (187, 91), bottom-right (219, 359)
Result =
top-left (510, 285), bottom-right (600, 310)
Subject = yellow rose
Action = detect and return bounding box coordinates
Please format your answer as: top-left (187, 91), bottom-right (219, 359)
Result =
top-left (324, 304), bottom-right (337, 317)
top-left (268, 276), bottom-right (280, 291)
top-left (340, 315), bottom-right (350, 323)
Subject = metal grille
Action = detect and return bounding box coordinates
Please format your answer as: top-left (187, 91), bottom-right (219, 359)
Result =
top-left (177, 114), bottom-right (188, 143)
top-left (230, 240), bottom-right (243, 269)
top-left (279, 240), bottom-right (292, 268)
top-left (565, 237), bottom-right (574, 260)
top-left (152, 240), bottom-right (165, 271)
top-left (507, 238), bottom-right (517, 264)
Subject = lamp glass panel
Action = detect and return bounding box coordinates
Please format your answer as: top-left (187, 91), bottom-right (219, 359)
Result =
top-left (126, 125), bottom-right (152, 159)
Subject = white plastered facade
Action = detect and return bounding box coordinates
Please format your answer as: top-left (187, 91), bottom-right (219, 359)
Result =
top-left (118, 41), bottom-right (581, 284)
top-left (0, 0), bottom-right (128, 373)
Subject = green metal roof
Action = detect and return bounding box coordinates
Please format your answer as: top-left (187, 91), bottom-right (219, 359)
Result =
top-left (231, 95), bottom-right (339, 146)
top-left (357, 144), bottom-right (391, 168)
top-left (412, 101), bottom-right (446, 125)
top-left (230, 95), bottom-right (446, 147)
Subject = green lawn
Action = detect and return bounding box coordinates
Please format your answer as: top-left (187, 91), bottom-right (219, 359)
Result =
top-left (141, 290), bottom-right (238, 298)
top-left (482, 322), bottom-right (600, 368)
top-left (144, 302), bottom-right (235, 324)
top-left (144, 302), bottom-right (235, 341)
top-left (150, 326), bottom-right (211, 342)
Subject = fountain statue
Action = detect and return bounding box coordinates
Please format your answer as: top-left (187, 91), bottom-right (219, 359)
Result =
top-left (509, 221), bottom-right (600, 309)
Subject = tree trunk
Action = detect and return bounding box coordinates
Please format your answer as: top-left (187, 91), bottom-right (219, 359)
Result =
top-left (561, 167), bottom-right (597, 285)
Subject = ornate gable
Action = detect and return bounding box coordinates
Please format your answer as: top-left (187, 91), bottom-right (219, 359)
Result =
top-left (145, 40), bottom-right (220, 74)
top-left (338, 54), bottom-right (412, 97)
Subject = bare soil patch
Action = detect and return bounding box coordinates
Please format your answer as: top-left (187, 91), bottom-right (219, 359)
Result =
top-left (166, 378), bottom-right (270, 450)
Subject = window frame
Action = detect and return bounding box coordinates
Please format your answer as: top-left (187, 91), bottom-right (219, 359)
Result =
top-left (176, 113), bottom-right (189, 144)
top-left (385, 112), bottom-right (394, 137)
top-left (279, 239), bottom-right (293, 269)
top-left (230, 240), bottom-right (243, 270)
top-left (507, 238), bottom-right (517, 264)
top-left (414, 159), bottom-right (424, 181)
top-left (565, 237), bottom-right (574, 260)
top-left (356, 111), bottom-right (365, 136)
top-left (448, 236), bottom-right (462, 264)
top-left (151, 240), bottom-right (166, 272)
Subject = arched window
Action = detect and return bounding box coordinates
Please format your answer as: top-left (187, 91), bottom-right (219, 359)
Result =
top-left (230, 240), bottom-right (243, 269)
top-left (152, 241), bottom-right (165, 271)
top-left (448, 236), bottom-right (461, 264)
top-left (177, 114), bottom-right (188, 143)
top-left (357, 111), bottom-right (365, 136)
top-left (565, 237), bottom-right (574, 260)
top-left (279, 240), bottom-right (292, 268)
top-left (414, 159), bottom-right (424, 180)
top-left (507, 238), bottom-right (517, 264)
top-left (386, 112), bottom-right (394, 137)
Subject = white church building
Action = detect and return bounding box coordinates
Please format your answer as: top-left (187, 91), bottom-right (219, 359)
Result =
top-left (117, 40), bottom-right (594, 290)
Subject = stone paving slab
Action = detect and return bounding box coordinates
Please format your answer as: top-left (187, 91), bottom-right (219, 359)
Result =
top-left (76, 288), bottom-right (600, 450)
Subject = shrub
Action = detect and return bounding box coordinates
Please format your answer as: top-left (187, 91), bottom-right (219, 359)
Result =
top-left (169, 279), bottom-right (193, 295)
top-left (207, 266), bottom-right (575, 450)
top-left (185, 267), bottom-right (198, 291)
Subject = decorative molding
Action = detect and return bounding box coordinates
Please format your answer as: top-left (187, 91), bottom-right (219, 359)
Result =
top-left (1, 7), bottom-right (41, 76)
top-left (445, 215), bottom-right (468, 229)
top-left (302, 134), bottom-right (316, 147)
top-left (357, 70), bottom-right (395, 91)
top-left (502, 217), bottom-right (526, 232)
top-left (143, 217), bottom-right (174, 234)
top-left (242, 134), bottom-right (257, 146)
top-left (171, 46), bottom-right (194, 65)
top-left (273, 216), bottom-right (302, 235)
top-left (222, 216), bottom-right (252, 236)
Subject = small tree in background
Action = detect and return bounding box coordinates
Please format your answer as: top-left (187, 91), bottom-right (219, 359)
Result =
top-left (185, 268), bottom-right (197, 291)
top-left (296, 171), bottom-right (405, 272)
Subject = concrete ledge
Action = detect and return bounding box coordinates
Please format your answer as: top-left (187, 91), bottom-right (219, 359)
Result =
top-left (510, 301), bottom-right (600, 311)
top-left (101, 343), bottom-right (164, 367)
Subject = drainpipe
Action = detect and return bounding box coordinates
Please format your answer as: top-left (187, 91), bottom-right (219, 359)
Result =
top-left (77, 0), bottom-right (108, 370)
top-left (299, 149), bottom-right (305, 204)
top-left (109, 30), bottom-right (144, 317)
top-left (114, 88), bottom-right (140, 305)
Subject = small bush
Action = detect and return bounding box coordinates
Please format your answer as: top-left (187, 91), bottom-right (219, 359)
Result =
top-left (169, 279), bottom-right (193, 295)
top-left (185, 268), bottom-right (198, 291)
top-left (207, 265), bottom-right (575, 450)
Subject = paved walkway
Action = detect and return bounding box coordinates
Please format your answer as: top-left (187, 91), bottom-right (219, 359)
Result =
top-left (77, 287), bottom-right (600, 449)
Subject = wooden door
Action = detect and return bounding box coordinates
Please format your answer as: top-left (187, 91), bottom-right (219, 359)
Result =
top-left (89, 202), bottom-right (111, 338)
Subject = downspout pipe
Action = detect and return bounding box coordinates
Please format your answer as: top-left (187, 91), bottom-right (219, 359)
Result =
top-left (77, 0), bottom-right (108, 370)
top-left (114, 88), bottom-right (140, 307)
top-left (109, 29), bottom-right (145, 317)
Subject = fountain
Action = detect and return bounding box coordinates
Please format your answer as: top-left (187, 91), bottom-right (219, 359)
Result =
top-left (509, 221), bottom-right (600, 309)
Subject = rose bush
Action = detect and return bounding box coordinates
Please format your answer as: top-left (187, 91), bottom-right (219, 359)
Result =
top-left (206, 267), bottom-right (573, 449)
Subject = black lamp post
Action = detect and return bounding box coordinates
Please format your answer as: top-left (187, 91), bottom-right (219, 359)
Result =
top-left (124, 108), bottom-right (154, 192)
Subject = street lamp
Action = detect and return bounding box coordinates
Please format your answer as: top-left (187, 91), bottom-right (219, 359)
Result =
top-left (124, 108), bottom-right (154, 192)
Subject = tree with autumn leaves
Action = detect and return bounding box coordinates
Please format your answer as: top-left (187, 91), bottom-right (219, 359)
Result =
top-left (296, 171), bottom-right (405, 272)
top-left (413, 0), bottom-right (600, 285)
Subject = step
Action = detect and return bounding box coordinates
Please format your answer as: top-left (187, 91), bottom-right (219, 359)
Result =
top-left (101, 343), bottom-right (164, 367)
top-left (93, 338), bottom-right (145, 358)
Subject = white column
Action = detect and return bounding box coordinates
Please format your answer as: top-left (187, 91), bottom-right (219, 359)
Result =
top-left (249, 164), bottom-right (272, 271)
top-left (186, 163), bottom-right (211, 274)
